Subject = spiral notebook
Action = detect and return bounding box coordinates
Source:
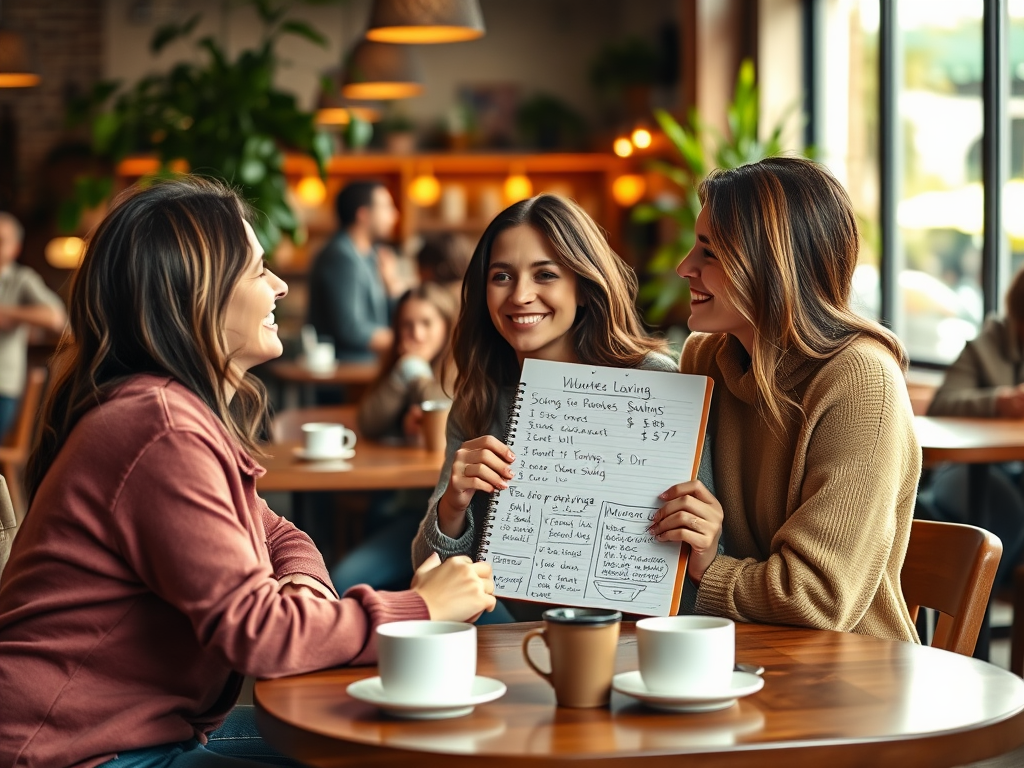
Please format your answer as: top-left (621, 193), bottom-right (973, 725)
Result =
top-left (476, 358), bottom-right (713, 616)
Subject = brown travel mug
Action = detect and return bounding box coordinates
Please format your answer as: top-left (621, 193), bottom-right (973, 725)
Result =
top-left (521, 607), bottom-right (622, 708)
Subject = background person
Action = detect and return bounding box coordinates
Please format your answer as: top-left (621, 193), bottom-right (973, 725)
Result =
top-left (0, 178), bottom-right (495, 768)
top-left (917, 263), bottom-right (1024, 587)
top-left (0, 212), bottom-right (66, 440)
top-left (306, 181), bottom-right (406, 362)
top-left (663, 156), bottom-right (920, 642)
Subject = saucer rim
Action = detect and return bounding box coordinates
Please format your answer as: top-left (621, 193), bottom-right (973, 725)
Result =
top-left (346, 675), bottom-right (507, 711)
top-left (611, 670), bottom-right (764, 703)
top-left (293, 446), bottom-right (356, 462)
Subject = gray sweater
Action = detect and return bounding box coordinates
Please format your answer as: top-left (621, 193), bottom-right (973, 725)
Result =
top-left (411, 352), bottom-right (715, 617)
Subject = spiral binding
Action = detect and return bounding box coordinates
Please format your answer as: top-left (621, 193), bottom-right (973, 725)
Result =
top-left (475, 381), bottom-right (527, 561)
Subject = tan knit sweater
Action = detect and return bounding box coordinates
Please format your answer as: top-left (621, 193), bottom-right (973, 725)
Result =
top-left (682, 333), bottom-right (921, 643)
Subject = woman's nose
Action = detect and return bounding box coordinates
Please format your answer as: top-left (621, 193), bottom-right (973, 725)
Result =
top-left (270, 270), bottom-right (288, 299)
top-left (676, 250), bottom-right (696, 279)
top-left (512, 279), bottom-right (535, 304)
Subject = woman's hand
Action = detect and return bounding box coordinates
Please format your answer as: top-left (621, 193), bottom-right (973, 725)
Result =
top-left (437, 435), bottom-right (515, 538)
top-left (648, 480), bottom-right (723, 584)
top-left (411, 553), bottom-right (496, 622)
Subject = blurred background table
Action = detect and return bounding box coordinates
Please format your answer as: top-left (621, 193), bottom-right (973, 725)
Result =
top-left (257, 404), bottom-right (443, 493)
top-left (255, 622), bottom-right (1024, 768)
top-left (265, 360), bottom-right (381, 409)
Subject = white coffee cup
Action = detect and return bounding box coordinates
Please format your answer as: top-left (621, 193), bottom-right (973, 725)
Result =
top-left (636, 616), bottom-right (735, 695)
top-left (304, 341), bottom-right (336, 374)
top-left (301, 422), bottom-right (356, 459)
top-left (377, 621), bottom-right (477, 703)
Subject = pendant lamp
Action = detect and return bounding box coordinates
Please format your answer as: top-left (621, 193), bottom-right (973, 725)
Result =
top-left (342, 40), bottom-right (424, 101)
top-left (0, 28), bottom-right (40, 88)
top-left (365, 0), bottom-right (485, 44)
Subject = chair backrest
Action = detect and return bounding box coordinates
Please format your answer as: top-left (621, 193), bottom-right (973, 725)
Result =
top-left (901, 519), bottom-right (1002, 656)
top-left (0, 475), bottom-right (17, 582)
top-left (2, 367), bottom-right (47, 456)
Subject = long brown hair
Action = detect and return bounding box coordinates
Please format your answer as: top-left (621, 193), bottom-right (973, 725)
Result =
top-left (697, 156), bottom-right (907, 428)
top-left (453, 193), bottom-right (668, 436)
top-left (26, 177), bottom-right (271, 500)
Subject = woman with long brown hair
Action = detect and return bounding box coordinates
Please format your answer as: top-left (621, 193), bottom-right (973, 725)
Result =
top-left (648, 156), bottom-right (921, 642)
top-left (411, 193), bottom-right (717, 622)
top-left (0, 177), bottom-right (495, 768)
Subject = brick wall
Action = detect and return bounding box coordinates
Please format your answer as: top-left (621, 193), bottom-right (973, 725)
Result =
top-left (1, 0), bottom-right (103, 214)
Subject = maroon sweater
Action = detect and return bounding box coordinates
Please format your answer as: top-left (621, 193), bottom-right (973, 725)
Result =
top-left (0, 375), bottom-right (428, 768)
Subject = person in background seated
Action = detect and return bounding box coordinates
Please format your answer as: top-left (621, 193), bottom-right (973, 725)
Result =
top-left (415, 232), bottom-right (474, 305)
top-left (665, 156), bottom-right (921, 643)
top-left (0, 212), bottom-right (66, 440)
top-left (306, 181), bottom-right (405, 361)
top-left (0, 177), bottom-right (495, 768)
top-left (411, 193), bottom-right (714, 622)
top-left (917, 263), bottom-right (1024, 586)
top-left (331, 283), bottom-right (458, 595)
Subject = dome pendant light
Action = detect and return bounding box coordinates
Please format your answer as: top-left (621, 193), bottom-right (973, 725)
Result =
top-left (342, 40), bottom-right (425, 101)
top-left (365, 0), bottom-right (485, 44)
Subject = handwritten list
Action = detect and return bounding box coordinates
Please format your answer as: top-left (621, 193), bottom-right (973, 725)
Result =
top-left (478, 358), bottom-right (712, 616)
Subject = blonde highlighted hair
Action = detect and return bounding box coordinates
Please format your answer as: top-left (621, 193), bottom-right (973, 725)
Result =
top-left (27, 177), bottom-right (271, 500)
top-left (697, 156), bottom-right (907, 429)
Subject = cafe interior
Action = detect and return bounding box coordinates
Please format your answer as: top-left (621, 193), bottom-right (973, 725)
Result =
top-left (3, 0), bottom-right (1024, 766)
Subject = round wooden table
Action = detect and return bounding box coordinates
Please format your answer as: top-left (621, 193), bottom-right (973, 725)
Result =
top-left (265, 359), bottom-right (381, 407)
top-left (254, 622), bottom-right (1024, 768)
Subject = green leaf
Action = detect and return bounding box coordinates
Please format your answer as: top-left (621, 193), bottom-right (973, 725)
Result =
top-left (631, 203), bottom-right (665, 224)
top-left (151, 14), bottom-right (200, 54)
top-left (278, 20), bottom-right (328, 47)
top-left (240, 158), bottom-right (267, 185)
top-left (312, 131), bottom-right (333, 172)
top-left (57, 199), bottom-right (83, 235)
top-left (92, 112), bottom-right (121, 154)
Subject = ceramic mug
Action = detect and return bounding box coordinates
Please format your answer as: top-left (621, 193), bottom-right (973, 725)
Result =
top-left (377, 620), bottom-right (477, 703)
top-left (521, 607), bottom-right (621, 708)
top-left (304, 342), bottom-right (336, 374)
top-left (301, 422), bottom-right (356, 459)
top-left (636, 615), bottom-right (735, 695)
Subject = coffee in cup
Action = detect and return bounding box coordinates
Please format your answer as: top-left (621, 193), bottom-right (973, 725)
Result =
top-left (521, 607), bottom-right (621, 708)
top-left (420, 399), bottom-right (452, 452)
top-left (377, 620), bottom-right (477, 703)
top-left (636, 616), bottom-right (734, 695)
top-left (304, 341), bottom-right (336, 374)
top-left (300, 422), bottom-right (356, 459)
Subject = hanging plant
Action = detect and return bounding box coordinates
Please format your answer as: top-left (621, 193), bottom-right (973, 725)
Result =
top-left (62, 0), bottom-right (336, 253)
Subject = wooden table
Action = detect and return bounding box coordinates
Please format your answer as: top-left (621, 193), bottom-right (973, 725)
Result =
top-left (255, 622), bottom-right (1024, 768)
top-left (913, 415), bottom-right (1024, 659)
top-left (266, 359), bottom-right (381, 408)
top-left (257, 405), bottom-right (444, 493)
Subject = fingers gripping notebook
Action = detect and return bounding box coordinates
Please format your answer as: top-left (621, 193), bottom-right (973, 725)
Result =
top-left (475, 359), bottom-right (713, 616)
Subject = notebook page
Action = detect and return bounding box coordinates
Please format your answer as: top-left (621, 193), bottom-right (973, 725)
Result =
top-left (479, 358), bottom-right (712, 616)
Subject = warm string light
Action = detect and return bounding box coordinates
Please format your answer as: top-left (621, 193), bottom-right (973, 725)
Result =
top-left (613, 137), bottom-right (634, 158)
top-left (503, 169), bottom-right (533, 204)
top-left (612, 174), bottom-right (646, 207)
top-left (631, 127), bottom-right (652, 149)
top-left (45, 237), bottom-right (85, 269)
top-left (296, 176), bottom-right (327, 207)
top-left (409, 169), bottom-right (442, 206)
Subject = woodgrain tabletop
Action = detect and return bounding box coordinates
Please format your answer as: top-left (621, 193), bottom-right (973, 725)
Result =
top-left (267, 359), bottom-right (381, 386)
top-left (914, 415), bottom-right (1024, 465)
top-left (255, 405), bottom-right (444, 492)
top-left (254, 621), bottom-right (1024, 768)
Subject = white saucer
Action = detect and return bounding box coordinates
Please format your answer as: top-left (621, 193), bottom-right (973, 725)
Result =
top-left (293, 446), bottom-right (355, 462)
top-left (612, 670), bottom-right (764, 713)
top-left (346, 676), bottom-right (507, 719)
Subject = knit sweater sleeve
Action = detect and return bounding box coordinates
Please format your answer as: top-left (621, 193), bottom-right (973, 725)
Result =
top-left (695, 347), bottom-right (921, 631)
top-left (111, 429), bottom-right (427, 677)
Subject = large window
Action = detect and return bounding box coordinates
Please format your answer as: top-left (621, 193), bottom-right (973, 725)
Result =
top-left (819, 0), bottom-right (1023, 365)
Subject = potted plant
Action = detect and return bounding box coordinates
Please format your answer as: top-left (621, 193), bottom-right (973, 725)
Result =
top-left (633, 59), bottom-right (801, 324)
top-left (62, 0), bottom-right (335, 253)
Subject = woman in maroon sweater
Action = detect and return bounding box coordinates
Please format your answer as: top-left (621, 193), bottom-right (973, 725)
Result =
top-left (0, 178), bottom-right (496, 768)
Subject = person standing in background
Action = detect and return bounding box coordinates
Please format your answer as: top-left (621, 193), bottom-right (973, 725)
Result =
top-left (0, 212), bottom-right (66, 440)
top-left (307, 181), bottom-right (405, 362)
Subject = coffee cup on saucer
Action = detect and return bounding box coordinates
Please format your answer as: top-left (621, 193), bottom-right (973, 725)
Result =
top-left (377, 621), bottom-right (477, 703)
top-left (522, 607), bottom-right (621, 708)
top-left (636, 616), bottom-right (735, 696)
top-left (303, 341), bottom-right (336, 375)
top-left (299, 422), bottom-right (356, 460)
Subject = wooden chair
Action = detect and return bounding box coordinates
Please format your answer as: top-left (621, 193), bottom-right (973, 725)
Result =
top-left (0, 475), bottom-right (16, 581)
top-left (0, 367), bottom-right (47, 523)
top-left (901, 519), bottom-right (1002, 656)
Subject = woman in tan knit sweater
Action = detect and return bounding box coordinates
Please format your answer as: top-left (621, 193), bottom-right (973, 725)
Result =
top-left (648, 156), bottom-right (921, 642)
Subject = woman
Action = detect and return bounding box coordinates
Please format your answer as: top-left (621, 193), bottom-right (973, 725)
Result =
top-left (651, 156), bottom-right (921, 642)
top-left (411, 193), bottom-right (716, 621)
top-left (332, 283), bottom-right (457, 594)
top-left (917, 262), bottom-right (1024, 586)
top-left (0, 177), bottom-right (495, 768)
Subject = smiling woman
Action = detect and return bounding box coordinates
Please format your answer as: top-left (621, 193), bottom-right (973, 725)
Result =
top-left (0, 176), bottom-right (497, 768)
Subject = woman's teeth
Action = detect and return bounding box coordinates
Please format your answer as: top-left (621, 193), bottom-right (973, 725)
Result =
top-left (691, 291), bottom-right (712, 304)
top-left (262, 310), bottom-right (276, 327)
top-left (512, 314), bottom-right (545, 325)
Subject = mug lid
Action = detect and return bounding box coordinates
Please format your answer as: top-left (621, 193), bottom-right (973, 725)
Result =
top-left (542, 607), bottom-right (622, 625)
top-left (421, 399), bottom-right (453, 412)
